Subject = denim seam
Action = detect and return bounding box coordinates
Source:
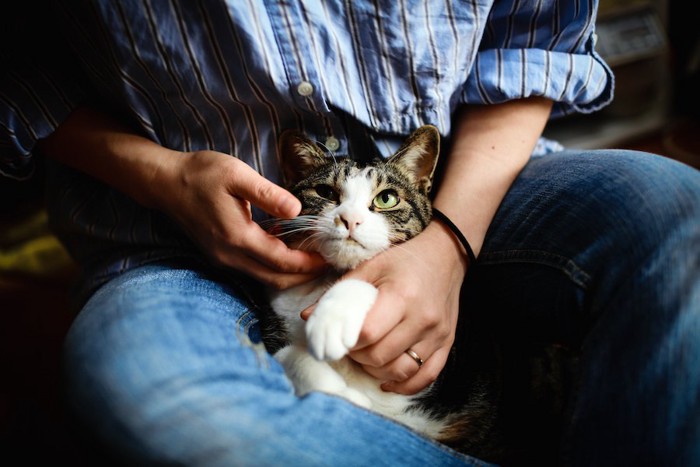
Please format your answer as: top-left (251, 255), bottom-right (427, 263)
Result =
top-left (235, 310), bottom-right (274, 372)
top-left (478, 249), bottom-right (592, 289)
top-left (219, 275), bottom-right (274, 370)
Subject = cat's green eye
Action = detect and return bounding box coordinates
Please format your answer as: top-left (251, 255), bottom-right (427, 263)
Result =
top-left (315, 184), bottom-right (339, 202)
top-left (373, 190), bottom-right (399, 209)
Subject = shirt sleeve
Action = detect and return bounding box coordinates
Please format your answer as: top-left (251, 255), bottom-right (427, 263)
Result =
top-left (0, 7), bottom-right (87, 180)
top-left (462, 0), bottom-right (614, 118)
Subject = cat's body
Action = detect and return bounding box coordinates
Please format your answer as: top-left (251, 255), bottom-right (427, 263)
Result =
top-left (264, 126), bottom-right (494, 450)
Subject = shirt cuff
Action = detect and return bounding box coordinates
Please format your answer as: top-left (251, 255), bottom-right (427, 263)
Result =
top-left (461, 45), bottom-right (614, 118)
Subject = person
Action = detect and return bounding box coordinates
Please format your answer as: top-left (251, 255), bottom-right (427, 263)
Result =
top-left (2, 1), bottom-right (698, 465)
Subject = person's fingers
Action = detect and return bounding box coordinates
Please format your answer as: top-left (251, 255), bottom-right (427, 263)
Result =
top-left (222, 247), bottom-right (325, 289)
top-left (350, 308), bottom-right (452, 385)
top-left (166, 153), bottom-right (325, 285)
top-left (228, 161), bottom-right (301, 219)
top-left (238, 226), bottom-right (326, 274)
top-left (380, 344), bottom-right (452, 395)
top-left (351, 346), bottom-right (422, 384)
top-left (350, 322), bottom-right (434, 377)
top-left (350, 283), bottom-right (406, 350)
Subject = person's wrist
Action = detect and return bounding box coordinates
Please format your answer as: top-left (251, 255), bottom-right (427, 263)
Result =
top-left (431, 208), bottom-right (477, 267)
top-left (423, 221), bottom-right (469, 277)
top-left (140, 147), bottom-right (189, 211)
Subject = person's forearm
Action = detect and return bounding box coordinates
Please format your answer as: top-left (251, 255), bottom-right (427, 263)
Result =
top-left (433, 97), bottom-right (553, 256)
top-left (38, 106), bottom-right (178, 209)
top-left (37, 106), bottom-right (324, 286)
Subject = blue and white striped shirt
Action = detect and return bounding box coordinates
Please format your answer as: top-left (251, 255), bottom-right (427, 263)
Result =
top-left (1, 0), bottom-right (613, 287)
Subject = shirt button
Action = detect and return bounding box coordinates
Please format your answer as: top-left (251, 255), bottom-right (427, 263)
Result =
top-left (297, 81), bottom-right (314, 97)
top-left (325, 136), bottom-right (340, 152)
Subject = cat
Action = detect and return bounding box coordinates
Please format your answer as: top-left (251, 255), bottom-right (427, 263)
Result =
top-left (262, 126), bottom-right (506, 459)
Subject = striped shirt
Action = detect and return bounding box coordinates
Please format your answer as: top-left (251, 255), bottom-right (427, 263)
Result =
top-left (0, 0), bottom-right (613, 289)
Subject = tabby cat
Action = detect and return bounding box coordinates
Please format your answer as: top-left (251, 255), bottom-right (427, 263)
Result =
top-left (263, 126), bottom-right (505, 459)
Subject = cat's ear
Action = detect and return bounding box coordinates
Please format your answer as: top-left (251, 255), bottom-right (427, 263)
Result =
top-left (278, 130), bottom-right (328, 187)
top-left (388, 125), bottom-right (440, 194)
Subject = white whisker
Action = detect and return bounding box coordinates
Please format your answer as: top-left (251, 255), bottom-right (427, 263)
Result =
top-left (262, 215), bottom-right (325, 237)
top-left (297, 232), bottom-right (327, 251)
top-left (315, 140), bottom-right (340, 168)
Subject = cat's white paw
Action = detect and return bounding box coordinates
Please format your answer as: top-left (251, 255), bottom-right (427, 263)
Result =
top-left (306, 279), bottom-right (377, 361)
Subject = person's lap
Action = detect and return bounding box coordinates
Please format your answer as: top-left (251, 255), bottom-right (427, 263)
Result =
top-left (63, 149), bottom-right (700, 465)
top-left (63, 264), bottom-right (480, 466)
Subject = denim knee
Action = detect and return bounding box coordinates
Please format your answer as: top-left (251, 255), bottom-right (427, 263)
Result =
top-left (566, 150), bottom-right (699, 299)
top-left (590, 150), bottom-right (699, 243)
top-left (62, 264), bottom-right (290, 462)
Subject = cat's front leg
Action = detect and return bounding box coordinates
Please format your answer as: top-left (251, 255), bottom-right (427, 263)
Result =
top-left (275, 345), bottom-right (372, 409)
top-left (305, 279), bottom-right (377, 361)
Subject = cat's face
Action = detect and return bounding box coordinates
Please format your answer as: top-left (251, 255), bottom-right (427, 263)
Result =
top-left (274, 126), bottom-right (440, 271)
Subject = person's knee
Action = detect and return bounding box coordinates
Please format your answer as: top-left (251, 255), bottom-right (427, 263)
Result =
top-left (605, 151), bottom-right (698, 248)
top-left (62, 265), bottom-right (291, 458)
top-left (559, 150), bottom-right (699, 253)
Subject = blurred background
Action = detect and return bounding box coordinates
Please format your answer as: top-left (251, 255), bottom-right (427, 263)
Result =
top-left (544, 0), bottom-right (699, 169)
top-left (1, 0), bottom-right (698, 464)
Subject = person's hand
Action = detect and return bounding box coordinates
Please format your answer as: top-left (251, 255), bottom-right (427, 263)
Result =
top-left (37, 107), bottom-right (325, 288)
top-left (152, 150), bottom-right (326, 289)
top-left (304, 221), bottom-right (468, 394)
top-left (348, 221), bottom-right (467, 394)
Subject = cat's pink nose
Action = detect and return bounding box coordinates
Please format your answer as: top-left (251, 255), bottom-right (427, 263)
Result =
top-left (338, 212), bottom-right (363, 234)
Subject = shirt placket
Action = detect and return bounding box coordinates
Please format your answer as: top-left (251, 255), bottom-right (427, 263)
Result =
top-left (265, 2), bottom-right (348, 155)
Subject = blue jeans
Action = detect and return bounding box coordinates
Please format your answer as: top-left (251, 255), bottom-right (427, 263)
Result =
top-left (63, 149), bottom-right (700, 466)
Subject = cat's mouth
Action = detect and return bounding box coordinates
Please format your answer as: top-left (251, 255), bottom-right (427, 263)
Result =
top-left (319, 236), bottom-right (381, 270)
top-left (343, 236), bottom-right (364, 247)
top-left (326, 231), bottom-right (367, 249)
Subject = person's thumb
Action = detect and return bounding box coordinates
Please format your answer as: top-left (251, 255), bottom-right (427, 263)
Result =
top-left (231, 163), bottom-right (301, 219)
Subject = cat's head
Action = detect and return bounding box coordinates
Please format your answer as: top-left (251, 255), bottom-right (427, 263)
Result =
top-left (274, 125), bottom-right (440, 271)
